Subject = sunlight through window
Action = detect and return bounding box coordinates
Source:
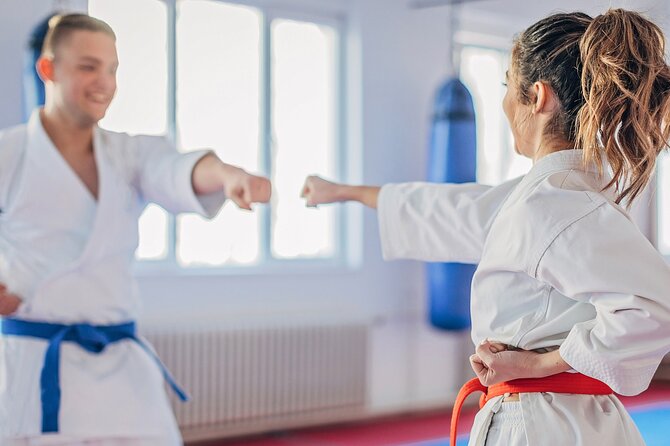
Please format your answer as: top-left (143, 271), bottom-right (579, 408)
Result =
top-left (460, 47), bottom-right (531, 185)
top-left (271, 19), bottom-right (339, 259)
top-left (91, 0), bottom-right (344, 268)
top-left (89, 0), bottom-right (169, 261)
top-left (176, 0), bottom-right (261, 266)
top-left (89, 0), bottom-right (168, 135)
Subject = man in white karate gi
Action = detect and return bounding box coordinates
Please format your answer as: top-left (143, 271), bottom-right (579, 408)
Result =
top-left (0, 13), bottom-right (270, 446)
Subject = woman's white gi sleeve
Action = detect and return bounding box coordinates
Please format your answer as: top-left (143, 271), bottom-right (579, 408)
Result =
top-left (132, 136), bottom-right (226, 218)
top-left (378, 177), bottom-right (522, 263)
top-left (535, 203), bottom-right (670, 395)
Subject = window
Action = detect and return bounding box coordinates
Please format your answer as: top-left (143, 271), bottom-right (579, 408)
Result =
top-left (658, 152), bottom-right (670, 256)
top-left (89, 0), bottom-right (345, 269)
top-left (459, 46), bottom-right (531, 185)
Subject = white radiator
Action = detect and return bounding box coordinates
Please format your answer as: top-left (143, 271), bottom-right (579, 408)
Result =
top-left (142, 320), bottom-right (369, 442)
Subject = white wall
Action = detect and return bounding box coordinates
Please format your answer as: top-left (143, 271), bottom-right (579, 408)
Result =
top-left (1, 0), bottom-right (668, 417)
top-left (0, 0), bottom-right (88, 128)
top-left (0, 1), bottom-right (52, 128)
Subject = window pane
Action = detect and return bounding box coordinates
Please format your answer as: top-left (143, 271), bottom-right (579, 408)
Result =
top-left (460, 47), bottom-right (531, 185)
top-left (89, 0), bottom-right (169, 261)
top-left (89, 0), bottom-right (168, 135)
top-left (659, 152), bottom-right (670, 255)
top-left (271, 19), bottom-right (338, 259)
top-left (176, 0), bottom-right (261, 266)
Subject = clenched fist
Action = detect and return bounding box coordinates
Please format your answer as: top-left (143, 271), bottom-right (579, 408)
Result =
top-left (469, 340), bottom-right (566, 387)
top-left (222, 166), bottom-right (272, 211)
top-left (469, 340), bottom-right (524, 386)
top-left (301, 175), bottom-right (342, 207)
top-left (0, 283), bottom-right (21, 316)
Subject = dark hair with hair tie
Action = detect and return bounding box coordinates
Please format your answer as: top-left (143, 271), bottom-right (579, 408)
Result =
top-left (512, 9), bottom-right (670, 205)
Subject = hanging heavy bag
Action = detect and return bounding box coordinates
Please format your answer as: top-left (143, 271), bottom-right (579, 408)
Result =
top-left (426, 78), bottom-right (477, 331)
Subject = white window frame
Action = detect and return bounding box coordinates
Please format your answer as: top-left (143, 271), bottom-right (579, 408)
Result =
top-left (111, 0), bottom-right (352, 276)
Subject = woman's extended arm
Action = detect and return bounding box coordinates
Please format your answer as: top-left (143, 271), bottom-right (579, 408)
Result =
top-left (301, 175), bottom-right (380, 209)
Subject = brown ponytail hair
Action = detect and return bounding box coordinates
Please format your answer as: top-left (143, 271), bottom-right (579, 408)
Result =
top-left (579, 9), bottom-right (670, 204)
top-left (513, 9), bottom-right (670, 205)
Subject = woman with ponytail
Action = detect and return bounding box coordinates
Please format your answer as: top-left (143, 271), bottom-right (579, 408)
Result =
top-left (302, 8), bottom-right (670, 445)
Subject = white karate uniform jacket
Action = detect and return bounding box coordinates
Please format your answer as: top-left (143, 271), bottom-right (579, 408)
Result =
top-left (378, 149), bottom-right (670, 445)
top-left (0, 111), bottom-right (225, 444)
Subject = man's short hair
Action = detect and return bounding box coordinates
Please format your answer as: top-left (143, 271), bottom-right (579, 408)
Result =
top-left (42, 13), bottom-right (115, 58)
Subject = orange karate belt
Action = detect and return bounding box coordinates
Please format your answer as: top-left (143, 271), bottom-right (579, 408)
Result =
top-left (449, 373), bottom-right (613, 446)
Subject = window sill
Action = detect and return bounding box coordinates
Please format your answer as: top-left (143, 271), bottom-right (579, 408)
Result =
top-left (131, 258), bottom-right (359, 278)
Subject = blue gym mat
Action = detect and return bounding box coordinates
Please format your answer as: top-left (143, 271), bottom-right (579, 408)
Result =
top-left (411, 403), bottom-right (670, 446)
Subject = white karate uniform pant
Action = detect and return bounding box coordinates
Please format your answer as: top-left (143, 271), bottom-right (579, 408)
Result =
top-left (468, 393), bottom-right (645, 446)
top-left (482, 402), bottom-right (526, 446)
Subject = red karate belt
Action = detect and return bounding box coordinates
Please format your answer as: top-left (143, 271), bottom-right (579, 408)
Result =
top-left (449, 373), bottom-right (613, 446)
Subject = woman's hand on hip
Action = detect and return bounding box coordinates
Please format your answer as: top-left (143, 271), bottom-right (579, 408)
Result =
top-left (469, 340), bottom-right (570, 386)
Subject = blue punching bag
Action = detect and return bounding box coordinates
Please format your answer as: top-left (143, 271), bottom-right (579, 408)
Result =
top-left (427, 78), bottom-right (477, 331)
top-left (23, 14), bottom-right (56, 122)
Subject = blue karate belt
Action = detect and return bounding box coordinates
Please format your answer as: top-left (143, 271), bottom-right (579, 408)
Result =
top-left (1, 318), bottom-right (189, 433)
